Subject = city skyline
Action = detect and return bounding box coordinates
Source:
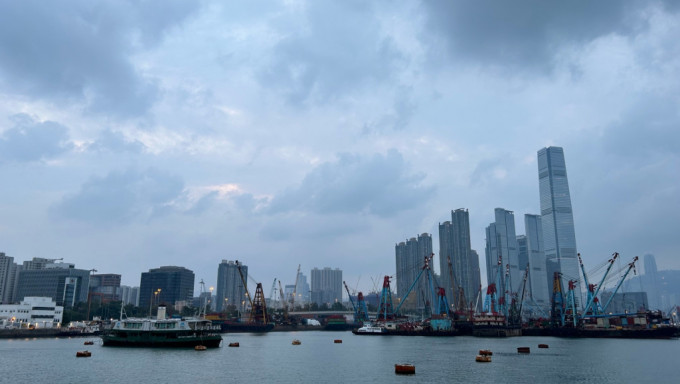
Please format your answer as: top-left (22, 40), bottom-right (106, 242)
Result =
top-left (1, 2), bottom-right (679, 297)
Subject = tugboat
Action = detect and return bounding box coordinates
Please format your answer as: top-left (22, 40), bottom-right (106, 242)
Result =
top-left (101, 305), bottom-right (222, 348)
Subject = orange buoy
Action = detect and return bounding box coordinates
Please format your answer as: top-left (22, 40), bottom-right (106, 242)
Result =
top-left (538, 344), bottom-right (549, 348)
top-left (76, 350), bottom-right (91, 357)
top-left (517, 347), bottom-right (530, 354)
top-left (334, 339), bottom-right (342, 343)
top-left (475, 355), bottom-right (492, 363)
top-left (479, 349), bottom-right (493, 356)
top-left (228, 342), bottom-right (240, 347)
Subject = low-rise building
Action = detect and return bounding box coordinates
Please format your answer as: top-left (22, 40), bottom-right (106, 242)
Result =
top-left (0, 297), bottom-right (63, 328)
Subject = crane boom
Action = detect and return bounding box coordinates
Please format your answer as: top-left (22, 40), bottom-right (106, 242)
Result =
top-left (582, 252), bottom-right (619, 315)
top-left (235, 260), bottom-right (253, 310)
top-left (601, 256), bottom-right (639, 312)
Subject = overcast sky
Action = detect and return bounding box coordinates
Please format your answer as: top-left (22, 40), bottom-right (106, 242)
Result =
top-left (1, 1), bottom-right (678, 296)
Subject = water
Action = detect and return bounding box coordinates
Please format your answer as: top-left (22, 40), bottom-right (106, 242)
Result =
top-left (1, 332), bottom-right (678, 383)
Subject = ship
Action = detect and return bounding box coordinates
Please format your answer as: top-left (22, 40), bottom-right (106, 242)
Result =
top-left (472, 313), bottom-right (522, 337)
top-left (352, 319), bottom-right (459, 336)
top-left (101, 306), bottom-right (222, 348)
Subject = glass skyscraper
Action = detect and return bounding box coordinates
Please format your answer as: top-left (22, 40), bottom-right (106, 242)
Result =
top-left (537, 146), bottom-right (580, 301)
top-left (438, 209), bottom-right (480, 312)
top-left (395, 233), bottom-right (432, 310)
top-left (524, 214), bottom-right (549, 309)
top-left (484, 208), bottom-right (520, 295)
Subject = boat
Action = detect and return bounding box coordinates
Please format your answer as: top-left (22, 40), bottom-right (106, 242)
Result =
top-left (76, 351), bottom-right (91, 357)
top-left (228, 342), bottom-right (239, 347)
top-left (475, 355), bottom-right (491, 363)
top-left (394, 364), bottom-right (415, 375)
top-left (194, 345), bottom-right (207, 351)
top-left (292, 339), bottom-right (301, 345)
top-left (472, 313), bottom-right (521, 337)
top-left (353, 324), bottom-right (387, 334)
top-left (101, 306), bottom-right (222, 348)
top-left (83, 340), bottom-right (94, 345)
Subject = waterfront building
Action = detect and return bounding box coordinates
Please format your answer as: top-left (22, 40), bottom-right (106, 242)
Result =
top-left (438, 209), bottom-right (480, 312)
top-left (0, 297), bottom-right (63, 328)
top-left (469, 250), bottom-right (482, 311)
top-left (524, 214), bottom-right (550, 309)
top-left (15, 262), bottom-right (90, 307)
top-left (119, 285), bottom-right (140, 306)
top-left (538, 146), bottom-right (581, 301)
top-left (215, 260), bottom-right (247, 312)
top-left (139, 266), bottom-right (194, 311)
top-left (311, 267), bottom-right (342, 306)
top-left (395, 233), bottom-right (433, 311)
top-left (0, 252), bottom-right (19, 304)
top-left (89, 274), bottom-right (121, 303)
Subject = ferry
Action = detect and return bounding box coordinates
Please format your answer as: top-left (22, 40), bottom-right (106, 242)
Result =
top-left (101, 306), bottom-right (222, 348)
top-left (353, 324), bottom-right (387, 334)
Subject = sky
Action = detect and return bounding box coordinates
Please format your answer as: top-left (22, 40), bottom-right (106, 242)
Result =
top-left (1, 0), bottom-right (679, 297)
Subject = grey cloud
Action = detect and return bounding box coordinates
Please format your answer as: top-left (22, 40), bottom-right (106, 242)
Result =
top-left (88, 129), bottom-right (146, 154)
top-left (268, 149), bottom-right (435, 218)
top-left (50, 168), bottom-right (185, 224)
top-left (260, 1), bottom-right (404, 105)
top-left (601, 95), bottom-right (680, 157)
top-left (0, 0), bottom-right (199, 117)
top-left (420, 0), bottom-right (678, 72)
top-left (0, 114), bottom-right (73, 163)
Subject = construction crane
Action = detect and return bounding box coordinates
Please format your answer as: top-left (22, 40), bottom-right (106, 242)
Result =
top-left (235, 260), bottom-right (253, 311)
top-left (291, 264), bottom-right (301, 310)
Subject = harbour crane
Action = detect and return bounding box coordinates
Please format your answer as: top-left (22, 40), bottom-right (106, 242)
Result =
top-left (269, 278), bottom-right (277, 305)
top-left (601, 256), bottom-right (639, 313)
top-left (235, 260), bottom-right (253, 311)
top-left (278, 279), bottom-right (289, 322)
top-left (582, 252), bottom-right (619, 316)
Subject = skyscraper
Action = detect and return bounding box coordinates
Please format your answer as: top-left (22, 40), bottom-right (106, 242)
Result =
top-left (524, 214), bottom-right (550, 309)
top-left (395, 233), bottom-right (432, 310)
top-left (643, 254), bottom-right (661, 310)
top-left (139, 266), bottom-right (194, 310)
top-left (438, 209), bottom-right (480, 311)
top-left (484, 208), bottom-right (520, 295)
top-left (537, 146), bottom-right (580, 301)
top-left (310, 267), bottom-right (342, 306)
top-left (15, 263), bottom-right (90, 307)
top-left (215, 260), bottom-right (248, 312)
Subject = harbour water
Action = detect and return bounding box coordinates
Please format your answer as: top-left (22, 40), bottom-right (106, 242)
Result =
top-left (1, 331), bottom-right (678, 383)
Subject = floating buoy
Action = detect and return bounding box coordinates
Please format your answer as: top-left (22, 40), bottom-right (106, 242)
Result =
top-left (517, 347), bottom-right (531, 354)
top-left (479, 349), bottom-right (493, 356)
top-left (334, 339), bottom-right (342, 343)
top-left (195, 345), bottom-right (207, 351)
top-left (228, 342), bottom-right (240, 347)
top-left (538, 344), bottom-right (549, 349)
top-left (292, 339), bottom-right (301, 345)
top-left (76, 350), bottom-right (91, 357)
top-left (84, 341), bottom-right (94, 345)
top-left (395, 364), bottom-right (415, 375)
top-left (475, 355), bottom-right (492, 363)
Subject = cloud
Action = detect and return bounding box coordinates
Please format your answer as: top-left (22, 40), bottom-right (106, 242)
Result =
top-left (420, 0), bottom-right (679, 73)
top-left (260, 1), bottom-right (404, 105)
top-left (50, 168), bottom-right (185, 224)
top-left (0, 0), bottom-right (199, 117)
top-left (267, 149), bottom-right (435, 218)
top-left (0, 114), bottom-right (73, 163)
top-left (87, 129), bottom-right (146, 154)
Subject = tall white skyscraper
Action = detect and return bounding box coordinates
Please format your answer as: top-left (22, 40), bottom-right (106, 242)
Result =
top-left (311, 267), bottom-right (342, 306)
top-left (537, 146), bottom-right (580, 301)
